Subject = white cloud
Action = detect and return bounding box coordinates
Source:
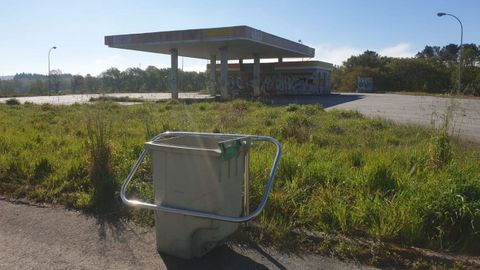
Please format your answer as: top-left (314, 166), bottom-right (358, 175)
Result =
top-left (378, 43), bottom-right (415, 58)
top-left (313, 45), bottom-right (364, 65)
top-left (313, 43), bottom-right (416, 66)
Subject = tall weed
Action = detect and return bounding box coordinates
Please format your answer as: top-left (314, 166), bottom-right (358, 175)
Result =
top-left (86, 111), bottom-right (116, 212)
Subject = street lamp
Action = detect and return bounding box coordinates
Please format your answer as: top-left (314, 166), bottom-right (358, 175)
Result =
top-left (437, 12), bottom-right (463, 94)
top-left (48, 46), bottom-right (57, 96)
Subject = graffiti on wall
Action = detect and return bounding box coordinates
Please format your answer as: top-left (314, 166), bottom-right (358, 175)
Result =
top-left (357, 77), bottom-right (373, 92)
top-left (261, 74), bottom-right (316, 94)
top-left (223, 72), bottom-right (330, 95)
top-left (214, 62), bottom-right (333, 96)
top-left (227, 76), bottom-right (245, 92)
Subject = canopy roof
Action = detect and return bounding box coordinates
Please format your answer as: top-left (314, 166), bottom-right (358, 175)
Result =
top-left (105, 25), bottom-right (315, 60)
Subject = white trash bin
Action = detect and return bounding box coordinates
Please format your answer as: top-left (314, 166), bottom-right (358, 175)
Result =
top-left (120, 131), bottom-right (281, 259)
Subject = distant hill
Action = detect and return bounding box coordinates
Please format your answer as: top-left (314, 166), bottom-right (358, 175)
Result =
top-left (0, 75), bottom-right (14, 80)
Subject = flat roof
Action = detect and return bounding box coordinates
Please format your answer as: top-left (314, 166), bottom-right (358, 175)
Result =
top-left (210, 61), bottom-right (334, 71)
top-left (105, 26), bottom-right (315, 60)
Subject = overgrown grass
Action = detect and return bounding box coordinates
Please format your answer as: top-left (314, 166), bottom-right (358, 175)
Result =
top-left (0, 100), bottom-right (479, 254)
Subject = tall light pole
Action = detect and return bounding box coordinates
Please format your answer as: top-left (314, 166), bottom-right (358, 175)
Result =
top-left (437, 12), bottom-right (463, 94)
top-left (48, 46), bottom-right (57, 96)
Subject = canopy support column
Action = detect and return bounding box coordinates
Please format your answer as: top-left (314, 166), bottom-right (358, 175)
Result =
top-left (220, 46), bottom-right (229, 100)
top-left (209, 55), bottom-right (217, 95)
top-left (169, 48), bottom-right (178, 99)
top-left (253, 54), bottom-right (261, 97)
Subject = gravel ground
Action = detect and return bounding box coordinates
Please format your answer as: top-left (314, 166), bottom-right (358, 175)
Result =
top-left (0, 199), bottom-right (376, 270)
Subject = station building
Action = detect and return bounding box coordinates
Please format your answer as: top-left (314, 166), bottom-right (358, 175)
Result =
top-left (105, 26), bottom-right (333, 99)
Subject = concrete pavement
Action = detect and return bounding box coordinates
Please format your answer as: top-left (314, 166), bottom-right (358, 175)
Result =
top-left (0, 200), bottom-right (375, 270)
top-left (269, 93), bottom-right (480, 141)
top-left (0, 92), bottom-right (212, 105)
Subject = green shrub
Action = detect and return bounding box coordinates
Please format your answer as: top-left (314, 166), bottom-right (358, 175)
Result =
top-left (332, 109), bottom-right (363, 119)
top-left (364, 162), bottom-right (397, 195)
top-left (280, 113), bottom-right (314, 142)
top-left (231, 99), bottom-right (250, 113)
top-left (5, 159), bottom-right (29, 184)
top-left (428, 130), bottom-right (451, 169)
top-left (5, 98), bottom-right (20, 105)
top-left (423, 183), bottom-right (480, 250)
top-left (286, 104), bottom-right (299, 112)
top-left (300, 104), bottom-right (325, 115)
top-left (32, 158), bottom-right (53, 184)
top-left (350, 151), bottom-right (364, 168)
top-left (163, 98), bottom-right (180, 110)
top-left (327, 123), bottom-right (344, 135)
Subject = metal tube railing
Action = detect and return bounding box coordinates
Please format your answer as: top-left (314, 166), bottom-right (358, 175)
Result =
top-left (120, 131), bottom-right (281, 223)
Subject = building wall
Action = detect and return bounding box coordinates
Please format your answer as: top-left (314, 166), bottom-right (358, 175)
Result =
top-left (210, 61), bottom-right (332, 96)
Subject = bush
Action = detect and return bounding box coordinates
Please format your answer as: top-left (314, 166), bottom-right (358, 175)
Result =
top-left (280, 113), bottom-right (314, 142)
top-left (428, 130), bottom-right (451, 169)
top-left (364, 162), bottom-right (397, 195)
top-left (32, 158), bottom-right (53, 184)
top-left (286, 104), bottom-right (299, 112)
top-left (5, 98), bottom-right (20, 105)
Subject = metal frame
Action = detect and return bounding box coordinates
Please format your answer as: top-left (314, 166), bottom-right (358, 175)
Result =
top-left (120, 131), bottom-right (282, 223)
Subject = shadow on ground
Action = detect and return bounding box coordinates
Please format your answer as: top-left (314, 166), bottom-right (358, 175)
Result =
top-left (95, 215), bottom-right (126, 242)
top-left (261, 93), bottom-right (365, 108)
top-left (160, 243), bottom-right (287, 270)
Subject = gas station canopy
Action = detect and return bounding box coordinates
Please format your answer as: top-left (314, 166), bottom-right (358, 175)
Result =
top-left (104, 25), bottom-right (315, 60)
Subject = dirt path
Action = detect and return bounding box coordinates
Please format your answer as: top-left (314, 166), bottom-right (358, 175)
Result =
top-left (0, 200), bottom-right (375, 270)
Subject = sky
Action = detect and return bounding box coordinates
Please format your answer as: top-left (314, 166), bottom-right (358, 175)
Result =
top-left (1, 0), bottom-right (479, 76)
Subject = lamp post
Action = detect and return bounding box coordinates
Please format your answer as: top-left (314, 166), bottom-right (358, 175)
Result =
top-left (48, 46), bottom-right (57, 95)
top-left (437, 12), bottom-right (463, 94)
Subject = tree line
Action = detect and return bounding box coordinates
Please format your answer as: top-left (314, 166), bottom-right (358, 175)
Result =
top-left (2, 43), bottom-right (480, 97)
top-left (73, 67), bottom-right (207, 94)
top-left (333, 43), bottom-right (480, 95)
top-left (0, 66), bottom-right (208, 97)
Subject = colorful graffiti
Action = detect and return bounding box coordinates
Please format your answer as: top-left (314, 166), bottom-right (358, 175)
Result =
top-left (260, 74), bottom-right (318, 94)
top-left (213, 61), bottom-right (332, 96)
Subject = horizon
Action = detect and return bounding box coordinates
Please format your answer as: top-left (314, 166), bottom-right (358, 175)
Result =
top-left (1, 0), bottom-right (479, 76)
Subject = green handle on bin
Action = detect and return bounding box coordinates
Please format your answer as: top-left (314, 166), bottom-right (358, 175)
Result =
top-left (219, 139), bottom-right (242, 160)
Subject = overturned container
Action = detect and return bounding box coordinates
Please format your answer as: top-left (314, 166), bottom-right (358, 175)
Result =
top-left (120, 131), bottom-right (281, 259)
